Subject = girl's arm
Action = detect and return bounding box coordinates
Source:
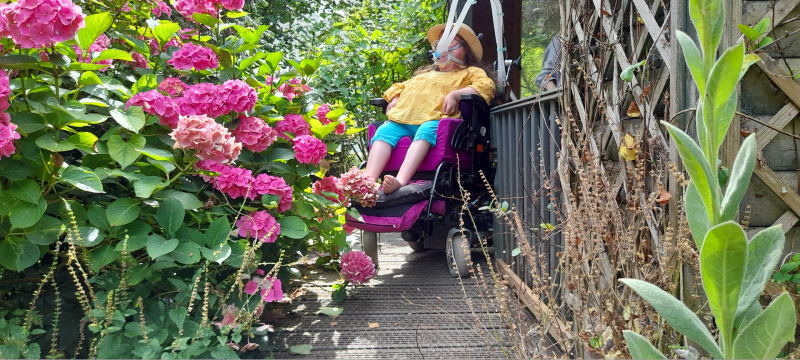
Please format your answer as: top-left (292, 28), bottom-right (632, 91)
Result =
top-left (386, 95), bottom-right (400, 113)
top-left (442, 87), bottom-right (479, 115)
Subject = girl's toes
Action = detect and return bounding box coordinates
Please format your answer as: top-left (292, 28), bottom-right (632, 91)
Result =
top-left (383, 175), bottom-right (401, 194)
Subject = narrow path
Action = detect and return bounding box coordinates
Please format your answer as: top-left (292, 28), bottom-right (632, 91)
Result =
top-left (273, 232), bottom-right (512, 359)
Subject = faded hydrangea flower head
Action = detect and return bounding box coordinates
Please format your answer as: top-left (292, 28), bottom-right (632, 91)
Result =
top-left (338, 167), bottom-right (379, 207)
top-left (170, 114), bottom-right (241, 164)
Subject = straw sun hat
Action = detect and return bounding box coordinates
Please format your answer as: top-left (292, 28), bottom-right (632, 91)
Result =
top-left (427, 23), bottom-right (483, 61)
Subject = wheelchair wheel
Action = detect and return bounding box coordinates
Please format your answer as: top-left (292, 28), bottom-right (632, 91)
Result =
top-left (446, 229), bottom-right (472, 278)
top-left (407, 241), bottom-right (426, 252)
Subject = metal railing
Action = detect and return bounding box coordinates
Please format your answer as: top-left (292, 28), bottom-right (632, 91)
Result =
top-left (490, 88), bottom-right (563, 290)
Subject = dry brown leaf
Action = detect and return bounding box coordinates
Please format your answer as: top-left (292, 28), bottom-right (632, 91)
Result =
top-left (330, 322), bottom-right (337, 326)
top-left (53, 153), bottom-right (64, 170)
top-left (368, 322), bottom-right (379, 328)
top-left (601, 9), bottom-right (612, 16)
top-left (619, 133), bottom-right (637, 161)
top-left (657, 189), bottom-right (672, 205)
top-left (740, 129), bottom-right (752, 138)
top-left (626, 101), bottom-right (641, 117)
top-left (240, 343), bottom-right (259, 352)
top-left (319, 160), bottom-right (331, 172)
top-left (393, 322), bottom-right (401, 326)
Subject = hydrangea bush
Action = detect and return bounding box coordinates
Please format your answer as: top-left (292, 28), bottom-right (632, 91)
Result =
top-left (0, 0), bottom-right (372, 358)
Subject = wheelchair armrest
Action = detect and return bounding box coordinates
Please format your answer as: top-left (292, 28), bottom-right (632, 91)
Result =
top-left (459, 94), bottom-right (484, 102)
top-left (369, 98), bottom-right (389, 109)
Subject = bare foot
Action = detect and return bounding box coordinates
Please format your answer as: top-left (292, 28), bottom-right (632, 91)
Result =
top-left (382, 175), bottom-right (404, 194)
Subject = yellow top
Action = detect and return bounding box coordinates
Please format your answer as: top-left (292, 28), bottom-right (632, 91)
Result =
top-left (382, 66), bottom-right (495, 125)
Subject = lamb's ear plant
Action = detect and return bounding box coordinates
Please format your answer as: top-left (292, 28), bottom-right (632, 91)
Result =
top-left (619, 0), bottom-right (796, 358)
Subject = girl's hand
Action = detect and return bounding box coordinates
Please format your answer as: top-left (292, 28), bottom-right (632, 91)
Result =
top-left (442, 93), bottom-right (458, 115)
top-left (386, 95), bottom-right (399, 114)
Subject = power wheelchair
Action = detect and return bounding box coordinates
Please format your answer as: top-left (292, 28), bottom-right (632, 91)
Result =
top-left (345, 94), bottom-right (497, 277)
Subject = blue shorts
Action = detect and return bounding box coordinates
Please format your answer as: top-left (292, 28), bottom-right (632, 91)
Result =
top-left (370, 120), bottom-right (440, 148)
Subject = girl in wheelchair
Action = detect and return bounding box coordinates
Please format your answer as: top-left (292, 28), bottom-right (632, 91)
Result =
top-left (363, 23), bottom-right (495, 195)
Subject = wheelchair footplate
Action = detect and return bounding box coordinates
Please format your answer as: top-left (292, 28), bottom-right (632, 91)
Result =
top-left (346, 181), bottom-right (445, 233)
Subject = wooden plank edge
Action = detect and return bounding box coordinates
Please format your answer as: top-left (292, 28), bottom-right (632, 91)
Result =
top-left (496, 258), bottom-right (572, 350)
top-left (753, 164), bottom-right (800, 217)
top-left (754, 102), bottom-right (800, 152)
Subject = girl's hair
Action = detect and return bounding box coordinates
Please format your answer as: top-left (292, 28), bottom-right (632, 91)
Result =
top-left (413, 35), bottom-right (498, 88)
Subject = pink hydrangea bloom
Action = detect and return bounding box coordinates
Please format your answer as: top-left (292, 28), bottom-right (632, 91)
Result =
top-left (245, 276), bottom-right (282, 302)
top-left (131, 52), bottom-right (149, 69)
top-left (312, 176), bottom-right (347, 204)
top-left (121, 2), bottom-right (132, 11)
top-left (126, 90), bottom-right (180, 128)
top-left (0, 4), bottom-right (12, 39)
top-left (5, 0), bottom-right (85, 49)
top-left (170, 114), bottom-right (242, 164)
top-left (293, 135), bottom-right (327, 164)
top-left (213, 304), bottom-right (238, 329)
top-left (212, 165), bottom-right (253, 199)
top-left (340, 251), bottom-right (376, 285)
top-left (221, 79), bottom-right (257, 114)
top-left (252, 174), bottom-right (293, 212)
top-left (335, 121), bottom-right (346, 135)
top-left (195, 159), bottom-right (225, 181)
top-left (338, 167), bottom-right (379, 207)
top-left (179, 28), bottom-right (197, 40)
top-left (244, 279), bottom-right (259, 295)
top-left (0, 113), bottom-right (19, 158)
top-left (237, 210), bottom-right (280, 243)
top-left (195, 160), bottom-right (256, 199)
top-left (167, 43), bottom-right (218, 71)
top-left (152, 1), bottom-right (172, 16)
top-left (261, 277), bottom-right (282, 302)
top-left (150, 37), bottom-right (181, 55)
top-left (0, 69), bottom-right (10, 112)
top-left (159, 77), bottom-right (187, 97)
top-left (218, 0), bottom-right (243, 11)
top-left (174, 0), bottom-right (215, 19)
top-left (233, 116), bottom-right (277, 153)
top-left (316, 104), bottom-right (330, 124)
top-left (73, 34), bottom-right (112, 71)
top-left (175, 83), bottom-right (228, 118)
top-left (195, 160), bottom-right (294, 205)
top-left (275, 114), bottom-right (310, 140)
top-left (277, 78), bottom-right (311, 102)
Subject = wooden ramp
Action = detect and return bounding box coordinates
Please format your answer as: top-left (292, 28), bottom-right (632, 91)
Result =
top-left (272, 232), bottom-right (512, 359)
